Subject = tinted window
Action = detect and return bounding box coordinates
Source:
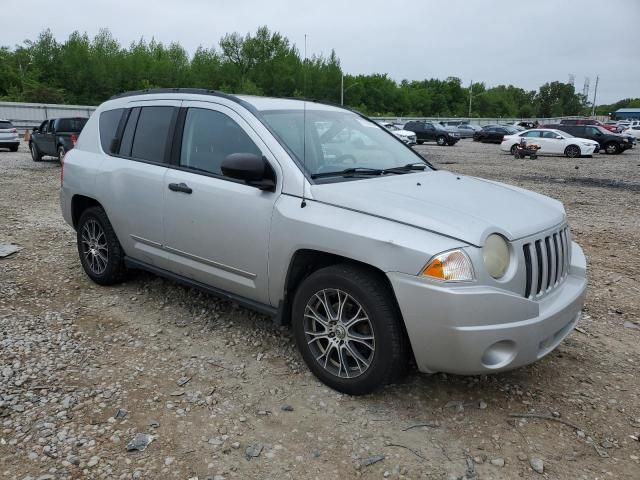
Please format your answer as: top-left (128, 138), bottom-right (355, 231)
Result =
top-left (39, 121), bottom-right (48, 133)
top-left (180, 108), bottom-right (261, 176)
top-left (542, 131), bottom-right (559, 138)
top-left (119, 108), bottom-right (140, 157)
top-left (131, 106), bottom-right (175, 162)
top-left (522, 131), bottom-right (541, 138)
top-left (99, 109), bottom-right (124, 154)
top-left (586, 126), bottom-right (602, 136)
top-left (0, 121), bottom-right (13, 129)
top-left (57, 118), bottom-right (87, 133)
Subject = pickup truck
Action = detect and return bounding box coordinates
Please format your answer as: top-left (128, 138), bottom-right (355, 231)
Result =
top-left (29, 117), bottom-right (88, 161)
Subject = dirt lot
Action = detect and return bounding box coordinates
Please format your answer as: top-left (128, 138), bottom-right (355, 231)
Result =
top-left (1, 139), bottom-right (639, 480)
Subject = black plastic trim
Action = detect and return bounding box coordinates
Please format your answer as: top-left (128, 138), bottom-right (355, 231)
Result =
top-left (124, 256), bottom-right (279, 318)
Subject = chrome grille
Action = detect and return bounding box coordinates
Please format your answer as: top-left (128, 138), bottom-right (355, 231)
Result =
top-left (523, 226), bottom-right (570, 299)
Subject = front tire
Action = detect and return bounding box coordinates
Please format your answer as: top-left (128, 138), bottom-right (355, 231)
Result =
top-left (292, 264), bottom-right (409, 395)
top-left (417, 140), bottom-right (424, 145)
top-left (510, 144), bottom-right (518, 155)
top-left (10, 145), bottom-right (18, 152)
top-left (76, 207), bottom-right (127, 285)
top-left (564, 145), bottom-right (581, 158)
top-left (436, 135), bottom-right (446, 146)
top-left (30, 143), bottom-right (42, 162)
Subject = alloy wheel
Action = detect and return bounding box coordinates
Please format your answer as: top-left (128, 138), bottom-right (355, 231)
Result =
top-left (566, 145), bottom-right (580, 158)
top-left (80, 219), bottom-right (109, 275)
top-left (303, 288), bottom-right (375, 379)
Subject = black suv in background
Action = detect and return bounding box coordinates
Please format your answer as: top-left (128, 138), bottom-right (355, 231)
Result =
top-left (29, 117), bottom-right (88, 161)
top-left (403, 121), bottom-right (460, 146)
top-left (547, 124), bottom-right (633, 154)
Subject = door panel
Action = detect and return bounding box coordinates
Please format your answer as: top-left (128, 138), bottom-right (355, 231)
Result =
top-left (95, 101), bottom-right (181, 269)
top-left (163, 102), bottom-right (278, 304)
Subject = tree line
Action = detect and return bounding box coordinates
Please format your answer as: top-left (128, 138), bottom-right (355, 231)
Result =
top-left (1, 28), bottom-right (637, 118)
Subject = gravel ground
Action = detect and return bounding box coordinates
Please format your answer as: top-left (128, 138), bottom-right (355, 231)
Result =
top-left (1, 140), bottom-right (639, 480)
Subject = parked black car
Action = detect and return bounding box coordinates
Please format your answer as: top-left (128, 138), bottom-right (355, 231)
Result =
top-left (29, 117), bottom-right (88, 161)
top-left (547, 124), bottom-right (633, 154)
top-left (403, 121), bottom-right (460, 146)
top-left (473, 125), bottom-right (519, 143)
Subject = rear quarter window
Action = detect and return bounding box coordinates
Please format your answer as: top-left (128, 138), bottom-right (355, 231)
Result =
top-left (99, 109), bottom-right (125, 154)
top-left (130, 106), bottom-right (175, 163)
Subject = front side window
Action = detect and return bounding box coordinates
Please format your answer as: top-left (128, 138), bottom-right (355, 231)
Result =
top-left (131, 106), bottom-right (175, 162)
top-left (260, 109), bottom-right (429, 180)
top-left (180, 108), bottom-right (261, 176)
top-left (522, 131), bottom-right (541, 138)
top-left (39, 121), bottom-right (48, 133)
top-left (586, 126), bottom-right (601, 136)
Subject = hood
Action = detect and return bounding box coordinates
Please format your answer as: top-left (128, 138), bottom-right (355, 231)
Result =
top-left (310, 170), bottom-right (565, 246)
top-left (394, 129), bottom-right (415, 137)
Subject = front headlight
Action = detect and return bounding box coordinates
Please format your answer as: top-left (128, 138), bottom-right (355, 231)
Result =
top-left (422, 249), bottom-right (474, 282)
top-left (581, 141), bottom-right (594, 146)
top-left (483, 234), bottom-right (510, 279)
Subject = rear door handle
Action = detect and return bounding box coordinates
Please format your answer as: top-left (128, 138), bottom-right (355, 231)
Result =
top-left (168, 182), bottom-right (192, 194)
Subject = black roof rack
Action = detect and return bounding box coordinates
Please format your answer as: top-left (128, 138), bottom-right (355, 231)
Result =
top-left (109, 87), bottom-right (238, 101)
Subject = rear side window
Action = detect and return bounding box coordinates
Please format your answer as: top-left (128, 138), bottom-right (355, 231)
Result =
top-left (99, 109), bottom-right (125, 154)
top-left (0, 121), bottom-right (13, 129)
top-left (179, 108), bottom-right (261, 176)
top-left (57, 118), bottom-right (87, 133)
top-left (131, 107), bottom-right (175, 163)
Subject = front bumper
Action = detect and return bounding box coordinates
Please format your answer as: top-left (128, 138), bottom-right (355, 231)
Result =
top-left (388, 242), bottom-right (587, 375)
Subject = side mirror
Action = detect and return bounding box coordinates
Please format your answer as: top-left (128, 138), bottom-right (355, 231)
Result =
top-left (555, 135), bottom-right (563, 139)
top-left (32, 127), bottom-right (38, 133)
top-left (221, 153), bottom-right (275, 191)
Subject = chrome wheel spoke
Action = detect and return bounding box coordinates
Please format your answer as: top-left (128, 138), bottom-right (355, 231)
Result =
top-left (303, 288), bottom-right (375, 379)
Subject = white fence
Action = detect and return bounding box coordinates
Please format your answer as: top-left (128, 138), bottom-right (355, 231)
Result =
top-left (0, 100), bottom-right (611, 133)
top-left (0, 101), bottom-right (96, 133)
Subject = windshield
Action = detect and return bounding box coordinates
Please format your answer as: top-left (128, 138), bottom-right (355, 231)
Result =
top-left (261, 109), bottom-right (429, 179)
top-left (0, 121), bottom-right (13, 129)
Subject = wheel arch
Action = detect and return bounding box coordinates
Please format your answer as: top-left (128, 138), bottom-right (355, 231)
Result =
top-left (71, 194), bottom-right (103, 230)
top-left (277, 249), bottom-right (398, 326)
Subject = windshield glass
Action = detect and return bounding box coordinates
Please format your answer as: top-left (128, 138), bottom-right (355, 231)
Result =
top-left (0, 121), bottom-right (13, 129)
top-left (261, 109), bottom-right (429, 179)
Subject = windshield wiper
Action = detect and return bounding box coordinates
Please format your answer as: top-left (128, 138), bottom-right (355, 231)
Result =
top-left (383, 162), bottom-right (428, 173)
top-left (310, 163), bottom-right (428, 179)
top-left (311, 167), bottom-right (384, 179)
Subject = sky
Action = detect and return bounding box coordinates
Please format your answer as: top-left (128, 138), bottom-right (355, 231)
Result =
top-left (3, 0), bottom-right (639, 105)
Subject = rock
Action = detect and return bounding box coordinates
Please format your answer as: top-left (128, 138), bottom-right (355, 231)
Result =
top-left (165, 456), bottom-right (175, 466)
top-left (360, 454), bottom-right (385, 467)
top-left (530, 457), bottom-right (544, 474)
top-left (246, 444), bottom-right (263, 459)
top-left (87, 456), bottom-right (100, 468)
top-left (490, 458), bottom-right (505, 467)
top-left (114, 408), bottom-right (128, 418)
top-left (177, 376), bottom-right (192, 386)
top-left (126, 433), bottom-right (154, 452)
top-left (478, 400), bottom-right (487, 410)
top-left (281, 404), bottom-right (294, 412)
top-left (0, 243), bottom-right (21, 257)
top-left (231, 442), bottom-right (240, 449)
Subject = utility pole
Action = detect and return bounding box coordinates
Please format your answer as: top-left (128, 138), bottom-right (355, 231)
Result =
top-left (591, 76), bottom-right (599, 116)
top-left (341, 73), bottom-right (344, 106)
top-left (468, 80), bottom-right (473, 118)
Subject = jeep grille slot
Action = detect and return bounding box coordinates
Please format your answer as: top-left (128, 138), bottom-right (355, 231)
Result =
top-left (522, 226), bottom-right (570, 300)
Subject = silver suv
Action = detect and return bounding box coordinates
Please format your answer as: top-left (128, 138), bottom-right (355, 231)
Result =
top-left (60, 89), bottom-right (587, 395)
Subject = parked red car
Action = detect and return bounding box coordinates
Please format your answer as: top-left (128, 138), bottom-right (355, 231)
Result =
top-left (559, 118), bottom-right (617, 132)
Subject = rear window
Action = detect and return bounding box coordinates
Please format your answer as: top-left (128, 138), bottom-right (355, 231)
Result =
top-left (56, 118), bottom-right (87, 132)
top-left (130, 106), bottom-right (175, 163)
top-left (0, 121), bottom-right (13, 129)
top-left (99, 109), bottom-right (125, 154)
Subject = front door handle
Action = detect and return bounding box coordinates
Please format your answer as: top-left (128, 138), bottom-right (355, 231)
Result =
top-left (168, 182), bottom-right (192, 194)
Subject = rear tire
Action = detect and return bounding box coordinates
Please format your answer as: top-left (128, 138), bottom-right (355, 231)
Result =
top-left (30, 142), bottom-right (42, 162)
top-left (292, 264), bottom-right (409, 395)
top-left (57, 145), bottom-right (66, 161)
top-left (76, 206), bottom-right (127, 285)
top-left (417, 140), bottom-right (424, 145)
top-left (604, 142), bottom-right (620, 155)
top-left (564, 145), bottom-right (581, 158)
top-left (10, 145), bottom-right (18, 152)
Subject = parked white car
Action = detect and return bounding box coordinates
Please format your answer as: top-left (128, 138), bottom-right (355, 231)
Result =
top-left (379, 122), bottom-right (417, 145)
top-left (501, 128), bottom-right (599, 158)
top-left (622, 125), bottom-right (640, 140)
top-left (0, 119), bottom-right (20, 152)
